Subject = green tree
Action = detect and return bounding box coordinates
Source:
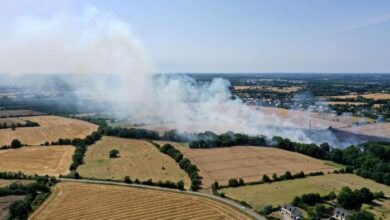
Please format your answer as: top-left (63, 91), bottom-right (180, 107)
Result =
top-left (10, 139), bottom-right (22, 148)
top-left (211, 182), bottom-right (219, 191)
top-left (263, 205), bottom-right (273, 215)
top-left (262, 174), bottom-right (271, 183)
top-left (327, 191), bottom-right (337, 200)
top-left (177, 180), bottom-right (184, 190)
top-left (124, 176), bottom-right (132, 184)
top-left (109, 149), bottom-right (120, 158)
top-left (314, 204), bottom-right (331, 218)
top-left (228, 179), bottom-right (239, 187)
top-left (349, 210), bottom-right (375, 220)
top-left (9, 200), bottom-right (30, 219)
top-left (284, 171), bottom-right (293, 180)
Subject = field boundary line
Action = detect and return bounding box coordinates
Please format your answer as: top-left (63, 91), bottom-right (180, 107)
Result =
top-left (58, 178), bottom-right (266, 220)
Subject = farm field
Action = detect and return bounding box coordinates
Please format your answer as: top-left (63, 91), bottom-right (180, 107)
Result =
top-left (318, 101), bottom-right (366, 106)
top-left (340, 122), bottom-right (390, 139)
top-left (330, 93), bottom-right (390, 100)
top-left (0, 117), bottom-right (26, 126)
top-left (166, 145), bottom-right (336, 187)
top-left (0, 109), bottom-right (42, 118)
top-left (29, 182), bottom-right (252, 220)
top-left (0, 115), bottom-right (98, 146)
top-left (0, 146), bottom-right (74, 176)
top-left (221, 174), bottom-right (390, 210)
top-left (255, 106), bottom-right (347, 129)
top-left (0, 179), bottom-right (34, 187)
top-left (77, 137), bottom-right (191, 188)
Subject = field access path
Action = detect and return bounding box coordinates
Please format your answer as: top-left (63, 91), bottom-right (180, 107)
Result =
top-left (58, 178), bottom-right (266, 220)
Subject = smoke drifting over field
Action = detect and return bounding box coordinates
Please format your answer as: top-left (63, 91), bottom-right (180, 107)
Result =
top-left (0, 8), bottom-right (354, 146)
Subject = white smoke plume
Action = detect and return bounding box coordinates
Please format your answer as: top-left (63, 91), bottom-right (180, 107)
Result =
top-left (0, 8), bottom-right (338, 145)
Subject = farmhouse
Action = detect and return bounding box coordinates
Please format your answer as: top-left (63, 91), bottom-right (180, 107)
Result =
top-left (332, 207), bottom-right (351, 220)
top-left (280, 204), bottom-right (303, 220)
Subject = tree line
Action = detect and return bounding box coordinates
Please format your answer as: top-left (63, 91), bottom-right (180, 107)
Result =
top-left (0, 120), bottom-right (39, 130)
top-left (157, 143), bottom-right (202, 191)
top-left (6, 175), bottom-right (57, 220)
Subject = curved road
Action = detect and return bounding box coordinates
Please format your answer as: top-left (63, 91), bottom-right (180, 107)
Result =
top-left (59, 178), bottom-right (266, 220)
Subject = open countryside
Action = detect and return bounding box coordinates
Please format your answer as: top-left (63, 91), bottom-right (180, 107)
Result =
top-left (0, 115), bottom-right (98, 146)
top-left (29, 182), bottom-right (253, 220)
top-left (0, 146), bottom-right (74, 176)
top-left (169, 145), bottom-right (336, 187)
top-left (78, 136), bottom-right (191, 188)
top-left (221, 174), bottom-right (390, 209)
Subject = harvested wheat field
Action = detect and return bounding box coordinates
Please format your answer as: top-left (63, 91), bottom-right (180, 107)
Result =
top-left (318, 101), bottom-right (367, 106)
top-left (0, 109), bottom-right (42, 118)
top-left (340, 122), bottom-right (390, 139)
top-left (30, 182), bottom-right (252, 220)
top-left (330, 93), bottom-right (390, 100)
top-left (0, 146), bottom-right (74, 176)
top-left (254, 107), bottom-right (347, 129)
top-left (0, 117), bottom-right (26, 126)
top-left (78, 137), bottom-right (191, 188)
top-left (0, 115), bottom-right (98, 146)
top-left (221, 174), bottom-right (390, 210)
top-left (173, 146), bottom-right (335, 187)
top-left (0, 179), bottom-right (34, 187)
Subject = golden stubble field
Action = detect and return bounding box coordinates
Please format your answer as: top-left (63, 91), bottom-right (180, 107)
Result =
top-left (77, 137), bottom-right (191, 188)
top-left (340, 122), bottom-right (390, 139)
top-left (157, 143), bottom-right (335, 187)
top-left (29, 182), bottom-right (252, 220)
top-left (0, 115), bottom-right (98, 146)
top-left (330, 93), bottom-right (390, 100)
top-left (0, 146), bottom-right (74, 176)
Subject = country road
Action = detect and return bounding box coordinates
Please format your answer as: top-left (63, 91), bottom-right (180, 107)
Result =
top-left (59, 178), bottom-right (267, 220)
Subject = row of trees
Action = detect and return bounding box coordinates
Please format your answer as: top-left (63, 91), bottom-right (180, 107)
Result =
top-left (123, 176), bottom-right (185, 190)
top-left (0, 120), bottom-right (39, 130)
top-left (1, 139), bottom-right (23, 150)
top-left (7, 175), bottom-right (56, 219)
top-left (189, 132), bottom-right (266, 148)
top-left (158, 143), bottom-right (202, 191)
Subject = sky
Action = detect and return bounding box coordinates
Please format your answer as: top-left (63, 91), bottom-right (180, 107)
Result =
top-left (0, 0), bottom-right (389, 73)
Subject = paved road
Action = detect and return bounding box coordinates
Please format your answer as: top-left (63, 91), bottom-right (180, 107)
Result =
top-left (59, 178), bottom-right (266, 220)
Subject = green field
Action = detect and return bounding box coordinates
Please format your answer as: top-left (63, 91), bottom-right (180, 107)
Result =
top-left (221, 174), bottom-right (390, 210)
top-left (322, 160), bottom-right (346, 169)
top-left (77, 136), bottom-right (191, 188)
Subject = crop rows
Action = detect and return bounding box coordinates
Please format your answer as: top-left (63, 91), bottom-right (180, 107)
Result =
top-left (30, 182), bottom-right (251, 220)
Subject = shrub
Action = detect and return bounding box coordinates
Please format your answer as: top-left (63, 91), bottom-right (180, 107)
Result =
top-left (124, 176), bottom-right (132, 184)
top-left (109, 149), bottom-right (120, 158)
top-left (263, 174), bottom-right (271, 183)
top-left (10, 139), bottom-right (22, 148)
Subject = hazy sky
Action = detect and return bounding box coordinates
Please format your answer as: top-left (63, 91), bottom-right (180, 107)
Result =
top-left (1, 0), bottom-right (390, 73)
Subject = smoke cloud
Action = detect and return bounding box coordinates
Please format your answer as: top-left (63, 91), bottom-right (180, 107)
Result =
top-left (0, 8), bottom-right (347, 146)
